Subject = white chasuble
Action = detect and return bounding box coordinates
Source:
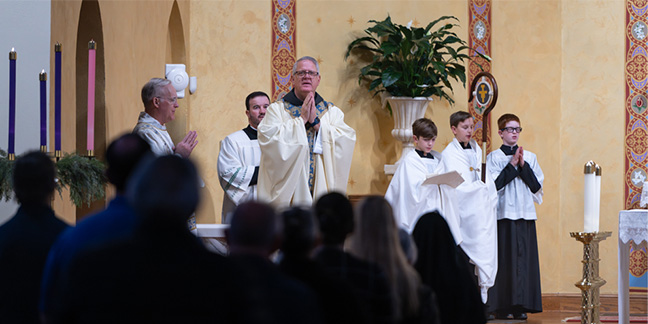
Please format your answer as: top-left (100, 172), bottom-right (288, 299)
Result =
top-left (217, 128), bottom-right (261, 223)
top-left (384, 149), bottom-right (462, 245)
top-left (487, 148), bottom-right (544, 221)
top-left (257, 99), bottom-right (355, 208)
top-left (133, 112), bottom-right (175, 156)
top-left (441, 138), bottom-right (498, 303)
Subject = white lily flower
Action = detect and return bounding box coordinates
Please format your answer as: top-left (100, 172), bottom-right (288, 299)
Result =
top-left (410, 44), bottom-right (418, 55)
top-left (406, 20), bottom-right (413, 29)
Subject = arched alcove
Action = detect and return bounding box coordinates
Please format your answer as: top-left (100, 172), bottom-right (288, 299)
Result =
top-left (75, 0), bottom-right (106, 220)
top-left (165, 1), bottom-right (188, 143)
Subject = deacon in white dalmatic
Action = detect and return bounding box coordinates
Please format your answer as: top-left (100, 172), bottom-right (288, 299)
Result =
top-left (257, 56), bottom-right (356, 207)
top-left (384, 118), bottom-right (462, 244)
top-left (441, 110), bottom-right (498, 303)
top-left (217, 91), bottom-right (269, 223)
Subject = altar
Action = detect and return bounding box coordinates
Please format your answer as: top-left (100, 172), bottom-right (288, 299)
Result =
top-left (617, 210), bottom-right (648, 324)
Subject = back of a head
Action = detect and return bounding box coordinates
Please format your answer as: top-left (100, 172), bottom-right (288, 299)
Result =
top-left (13, 151), bottom-right (56, 206)
top-left (351, 196), bottom-right (398, 261)
top-left (228, 201), bottom-right (278, 252)
top-left (314, 192), bottom-right (353, 245)
top-left (128, 155), bottom-right (199, 224)
top-left (411, 212), bottom-right (457, 284)
top-left (281, 207), bottom-right (318, 257)
top-left (449, 110), bottom-right (472, 128)
top-left (105, 133), bottom-right (152, 192)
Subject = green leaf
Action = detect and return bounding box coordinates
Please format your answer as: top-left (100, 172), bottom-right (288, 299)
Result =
top-left (382, 67), bottom-right (402, 87)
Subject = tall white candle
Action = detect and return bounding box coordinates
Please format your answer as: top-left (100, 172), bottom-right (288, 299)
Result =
top-left (594, 164), bottom-right (601, 230)
top-left (584, 161), bottom-right (597, 232)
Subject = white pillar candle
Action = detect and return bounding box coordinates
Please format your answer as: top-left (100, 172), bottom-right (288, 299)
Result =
top-left (593, 164), bottom-right (601, 231)
top-left (584, 161), bottom-right (597, 232)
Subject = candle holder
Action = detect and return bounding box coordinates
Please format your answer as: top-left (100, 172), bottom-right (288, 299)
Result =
top-left (569, 231), bottom-right (612, 324)
top-left (40, 145), bottom-right (47, 153)
top-left (86, 150), bottom-right (94, 158)
top-left (7, 153), bottom-right (15, 161)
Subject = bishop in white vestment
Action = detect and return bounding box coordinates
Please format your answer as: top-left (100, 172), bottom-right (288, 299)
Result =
top-left (257, 57), bottom-right (355, 207)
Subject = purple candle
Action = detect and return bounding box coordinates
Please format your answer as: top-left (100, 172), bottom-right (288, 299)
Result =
top-left (39, 70), bottom-right (47, 152)
top-left (8, 48), bottom-right (16, 160)
top-left (54, 43), bottom-right (61, 157)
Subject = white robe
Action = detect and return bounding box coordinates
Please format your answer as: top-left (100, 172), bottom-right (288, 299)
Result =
top-left (217, 128), bottom-right (260, 223)
top-left (384, 149), bottom-right (463, 245)
top-left (487, 148), bottom-right (544, 220)
top-left (133, 111), bottom-right (196, 233)
top-left (133, 112), bottom-right (175, 156)
top-left (441, 138), bottom-right (498, 303)
top-left (257, 100), bottom-right (356, 208)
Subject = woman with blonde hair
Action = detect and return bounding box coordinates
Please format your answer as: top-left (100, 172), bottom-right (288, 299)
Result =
top-left (349, 196), bottom-right (438, 324)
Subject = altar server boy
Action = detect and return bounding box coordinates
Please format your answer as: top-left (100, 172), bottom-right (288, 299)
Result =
top-left (486, 113), bottom-right (543, 319)
top-left (385, 118), bottom-right (462, 244)
top-left (441, 111), bottom-right (498, 303)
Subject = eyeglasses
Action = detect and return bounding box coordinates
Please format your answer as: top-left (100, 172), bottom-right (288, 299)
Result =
top-left (501, 127), bottom-right (523, 133)
top-left (294, 70), bottom-right (319, 78)
top-left (157, 96), bottom-right (178, 104)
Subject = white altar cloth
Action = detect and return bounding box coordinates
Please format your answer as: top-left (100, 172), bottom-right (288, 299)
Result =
top-left (618, 209), bottom-right (648, 324)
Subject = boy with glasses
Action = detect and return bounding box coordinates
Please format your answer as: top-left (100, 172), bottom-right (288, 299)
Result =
top-left (486, 113), bottom-right (544, 320)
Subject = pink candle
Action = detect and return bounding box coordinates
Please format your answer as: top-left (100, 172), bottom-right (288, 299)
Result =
top-left (86, 40), bottom-right (96, 155)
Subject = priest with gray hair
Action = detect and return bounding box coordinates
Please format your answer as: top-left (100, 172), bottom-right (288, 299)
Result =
top-left (134, 77), bottom-right (198, 158)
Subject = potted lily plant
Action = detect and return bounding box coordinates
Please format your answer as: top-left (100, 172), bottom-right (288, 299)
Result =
top-left (345, 15), bottom-right (485, 160)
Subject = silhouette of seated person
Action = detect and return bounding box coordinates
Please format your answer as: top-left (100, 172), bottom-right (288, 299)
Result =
top-left (278, 207), bottom-right (365, 324)
top-left (0, 152), bottom-right (69, 324)
top-left (412, 212), bottom-right (486, 324)
top-left (40, 133), bottom-right (152, 322)
top-left (55, 155), bottom-right (233, 324)
top-left (313, 192), bottom-right (395, 324)
top-left (349, 196), bottom-right (440, 324)
top-left (225, 201), bottom-right (324, 324)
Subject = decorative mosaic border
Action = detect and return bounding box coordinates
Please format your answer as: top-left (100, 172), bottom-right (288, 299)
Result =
top-left (468, 0), bottom-right (493, 152)
top-left (624, 0), bottom-right (647, 210)
top-left (271, 0), bottom-right (297, 101)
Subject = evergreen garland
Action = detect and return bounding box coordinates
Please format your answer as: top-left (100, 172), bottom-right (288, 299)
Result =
top-left (0, 150), bottom-right (106, 207)
top-left (56, 153), bottom-right (106, 207)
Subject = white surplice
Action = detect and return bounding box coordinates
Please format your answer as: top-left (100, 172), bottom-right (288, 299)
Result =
top-left (217, 128), bottom-right (260, 223)
top-left (257, 100), bottom-right (356, 208)
top-left (133, 112), bottom-right (175, 156)
top-left (441, 138), bottom-right (498, 303)
top-left (487, 148), bottom-right (544, 220)
top-left (384, 149), bottom-right (463, 244)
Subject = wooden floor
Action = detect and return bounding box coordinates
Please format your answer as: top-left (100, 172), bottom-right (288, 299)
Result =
top-left (487, 312), bottom-right (601, 324)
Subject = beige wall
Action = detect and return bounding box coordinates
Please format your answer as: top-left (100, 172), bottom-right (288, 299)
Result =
top-left (51, 0), bottom-right (628, 294)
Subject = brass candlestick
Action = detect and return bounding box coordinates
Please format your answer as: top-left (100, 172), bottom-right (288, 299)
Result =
top-left (569, 231), bottom-right (612, 324)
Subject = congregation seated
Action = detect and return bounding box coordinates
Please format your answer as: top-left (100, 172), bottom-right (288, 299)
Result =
top-left (349, 196), bottom-right (440, 324)
top-left (52, 155), bottom-right (232, 323)
top-left (313, 192), bottom-right (395, 324)
top-left (278, 207), bottom-right (365, 324)
top-left (40, 133), bottom-right (152, 322)
top-left (412, 212), bottom-right (486, 324)
top-left (0, 152), bottom-right (69, 324)
top-left (226, 201), bottom-right (324, 324)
